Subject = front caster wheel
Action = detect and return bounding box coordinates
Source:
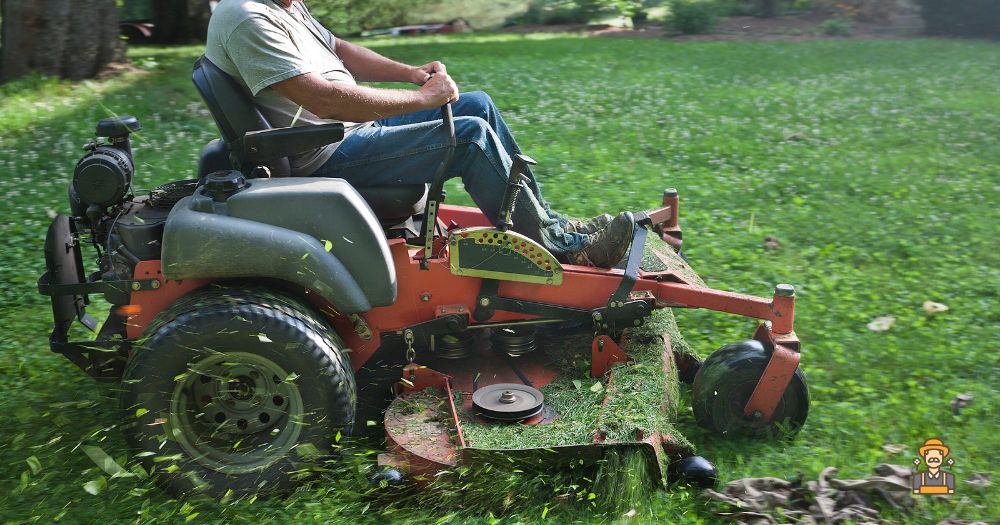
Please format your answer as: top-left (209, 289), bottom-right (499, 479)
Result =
top-left (120, 287), bottom-right (356, 498)
top-left (668, 455), bottom-right (718, 489)
top-left (692, 340), bottom-right (808, 438)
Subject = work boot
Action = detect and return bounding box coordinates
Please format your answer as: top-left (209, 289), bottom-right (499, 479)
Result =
top-left (565, 213), bottom-right (613, 235)
top-left (568, 212), bottom-right (635, 268)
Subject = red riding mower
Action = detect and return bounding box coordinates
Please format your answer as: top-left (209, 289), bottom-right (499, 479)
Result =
top-left (38, 57), bottom-right (808, 498)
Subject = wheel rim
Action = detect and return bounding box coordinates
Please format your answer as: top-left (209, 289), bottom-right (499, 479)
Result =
top-left (169, 352), bottom-right (305, 474)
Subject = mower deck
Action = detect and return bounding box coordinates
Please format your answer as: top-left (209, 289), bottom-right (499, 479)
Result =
top-left (379, 240), bottom-right (702, 486)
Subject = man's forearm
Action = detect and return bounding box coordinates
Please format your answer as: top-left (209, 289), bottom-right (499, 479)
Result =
top-left (272, 72), bottom-right (434, 122)
top-left (337, 38), bottom-right (420, 84)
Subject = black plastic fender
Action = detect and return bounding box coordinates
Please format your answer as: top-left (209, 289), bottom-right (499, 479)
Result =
top-left (161, 178), bottom-right (396, 314)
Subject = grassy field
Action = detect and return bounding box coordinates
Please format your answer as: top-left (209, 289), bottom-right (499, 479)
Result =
top-left (0, 34), bottom-right (997, 524)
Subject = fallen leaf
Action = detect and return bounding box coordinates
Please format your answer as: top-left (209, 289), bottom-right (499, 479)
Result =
top-left (590, 382), bottom-right (604, 393)
top-left (867, 316), bottom-right (896, 332)
top-left (25, 455), bottom-right (42, 475)
top-left (295, 443), bottom-right (321, 460)
top-left (82, 477), bottom-right (107, 495)
top-left (922, 301), bottom-right (949, 314)
top-left (881, 444), bottom-right (906, 454)
top-left (256, 333), bottom-right (272, 343)
top-left (951, 393), bottom-right (973, 415)
top-left (82, 445), bottom-right (133, 478)
top-left (623, 509), bottom-right (637, 518)
top-left (964, 472), bottom-right (990, 489)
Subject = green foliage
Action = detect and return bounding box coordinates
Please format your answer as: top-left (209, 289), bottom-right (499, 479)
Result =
top-left (117, 0), bottom-right (153, 21)
top-left (712, 0), bottom-right (819, 17)
top-left (820, 16), bottom-right (853, 36)
top-left (916, 0), bottom-right (1000, 39)
top-left (713, 0), bottom-right (763, 17)
top-left (507, 0), bottom-right (602, 26)
top-left (1, 36), bottom-right (999, 524)
top-left (512, 0), bottom-right (594, 25)
top-left (828, 0), bottom-right (899, 23)
top-left (408, 0), bottom-right (531, 30)
top-left (307, 0), bottom-right (421, 34)
top-left (669, 0), bottom-right (717, 34)
top-left (506, 0), bottom-right (660, 26)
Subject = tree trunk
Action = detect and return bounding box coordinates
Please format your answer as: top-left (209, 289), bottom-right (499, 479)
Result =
top-left (758, 0), bottom-right (778, 17)
top-left (152, 0), bottom-right (213, 43)
top-left (1, 0), bottom-right (123, 82)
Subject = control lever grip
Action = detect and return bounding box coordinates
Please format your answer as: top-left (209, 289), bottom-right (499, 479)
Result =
top-left (497, 154), bottom-right (537, 231)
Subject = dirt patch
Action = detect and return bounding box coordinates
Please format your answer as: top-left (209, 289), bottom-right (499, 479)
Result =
top-left (95, 61), bottom-right (149, 80)
top-left (499, 22), bottom-right (612, 34)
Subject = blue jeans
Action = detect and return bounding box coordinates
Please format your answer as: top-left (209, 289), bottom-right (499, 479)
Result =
top-left (310, 91), bottom-right (587, 255)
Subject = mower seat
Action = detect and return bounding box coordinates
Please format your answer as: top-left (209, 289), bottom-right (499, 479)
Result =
top-left (191, 56), bottom-right (426, 221)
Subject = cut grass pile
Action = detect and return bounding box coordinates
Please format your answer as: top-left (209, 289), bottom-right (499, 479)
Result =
top-left (0, 35), bottom-right (996, 524)
top-left (457, 308), bottom-right (693, 450)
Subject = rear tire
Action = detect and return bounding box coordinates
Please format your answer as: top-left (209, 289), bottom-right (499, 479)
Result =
top-left (691, 340), bottom-right (808, 438)
top-left (120, 286), bottom-right (356, 498)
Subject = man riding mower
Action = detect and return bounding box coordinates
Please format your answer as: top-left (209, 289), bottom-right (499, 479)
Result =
top-left (35, 0), bottom-right (809, 499)
top-left (204, 0), bottom-right (634, 269)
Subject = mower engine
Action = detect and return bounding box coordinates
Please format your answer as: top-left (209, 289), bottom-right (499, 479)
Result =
top-left (41, 116), bottom-right (195, 380)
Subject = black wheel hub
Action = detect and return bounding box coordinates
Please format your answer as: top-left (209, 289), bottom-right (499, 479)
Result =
top-left (171, 353), bottom-right (304, 473)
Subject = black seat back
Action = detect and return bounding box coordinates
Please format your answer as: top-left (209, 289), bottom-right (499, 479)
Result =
top-left (192, 56), bottom-right (290, 176)
top-left (191, 56), bottom-right (427, 223)
top-left (192, 56), bottom-right (269, 144)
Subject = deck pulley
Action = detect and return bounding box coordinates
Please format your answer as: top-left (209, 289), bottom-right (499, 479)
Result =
top-left (491, 326), bottom-right (538, 357)
top-left (436, 331), bottom-right (476, 359)
top-left (472, 383), bottom-right (545, 422)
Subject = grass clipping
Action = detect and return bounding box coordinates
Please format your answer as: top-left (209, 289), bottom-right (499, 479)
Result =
top-left (458, 309), bottom-right (695, 453)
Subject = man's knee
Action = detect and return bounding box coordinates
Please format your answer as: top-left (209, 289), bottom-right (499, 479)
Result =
top-left (453, 116), bottom-right (507, 175)
top-left (453, 115), bottom-right (492, 143)
top-left (457, 91), bottom-right (495, 114)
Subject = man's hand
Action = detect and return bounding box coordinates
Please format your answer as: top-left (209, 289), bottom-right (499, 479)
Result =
top-left (419, 69), bottom-right (459, 108)
top-left (411, 61), bottom-right (446, 85)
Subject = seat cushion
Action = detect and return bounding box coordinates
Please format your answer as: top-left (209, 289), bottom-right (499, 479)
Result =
top-left (197, 138), bottom-right (425, 221)
top-left (356, 185), bottom-right (427, 220)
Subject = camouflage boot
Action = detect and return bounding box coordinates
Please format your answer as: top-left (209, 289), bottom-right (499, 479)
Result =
top-left (567, 212), bottom-right (635, 268)
top-left (564, 213), bottom-right (613, 235)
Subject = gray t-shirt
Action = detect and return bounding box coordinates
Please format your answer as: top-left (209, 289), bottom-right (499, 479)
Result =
top-left (206, 0), bottom-right (366, 175)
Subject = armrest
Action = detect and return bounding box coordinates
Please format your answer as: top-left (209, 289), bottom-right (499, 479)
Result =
top-left (234, 123), bottom-right (345, 164)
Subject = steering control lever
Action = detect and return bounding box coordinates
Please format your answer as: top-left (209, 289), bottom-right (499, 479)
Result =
top-left (420, 104), bottom-right (457, 269)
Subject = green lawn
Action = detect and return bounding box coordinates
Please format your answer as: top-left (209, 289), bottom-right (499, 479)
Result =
top-left (0, 34), bottom-right (997, 524)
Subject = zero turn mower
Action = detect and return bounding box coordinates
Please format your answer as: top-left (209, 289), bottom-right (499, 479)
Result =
top-left (38, 57), bottom-right (808, 497)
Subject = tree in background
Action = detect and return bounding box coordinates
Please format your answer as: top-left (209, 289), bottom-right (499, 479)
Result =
top-left (757, 0), bottom-right (778, 17)
top-left (1, 0), bottom-right (123, 81)
top-left (151, 0), bottom-right (214, 43)
top-left (916, 0), bottom-right (999, 39)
